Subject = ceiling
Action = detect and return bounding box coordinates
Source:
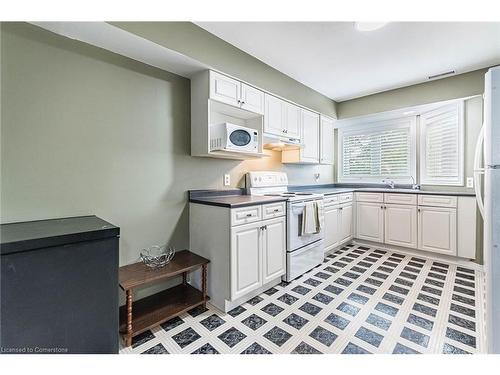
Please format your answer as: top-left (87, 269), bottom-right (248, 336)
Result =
top-left (196, 22), bottom-right (500, 101)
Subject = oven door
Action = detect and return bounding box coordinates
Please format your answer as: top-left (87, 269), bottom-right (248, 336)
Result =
top-left (288, 200), bottom-right (324, 251)
top-left (227, 127), bottom-right (258, 152)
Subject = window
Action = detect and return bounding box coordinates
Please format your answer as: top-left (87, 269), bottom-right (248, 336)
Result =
top-left (339, 117), bottom-right (416, 183)
top-left (420, 102), bottom-right (464, 186)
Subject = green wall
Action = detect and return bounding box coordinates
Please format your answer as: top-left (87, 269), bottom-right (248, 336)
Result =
top-left (111, 22), bottom-right (337, 118)
top-left (0, 23), bottom-right (336, 301)
top-left (337, 69), bottom-right (487, 119)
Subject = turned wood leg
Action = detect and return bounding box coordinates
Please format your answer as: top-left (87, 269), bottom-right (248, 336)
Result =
top-left (126, 289), bottom-right (133, 347)
top-left (182, 272), bottom-right (187, 285)
top-left (202, 264), bottom-right (207, 307)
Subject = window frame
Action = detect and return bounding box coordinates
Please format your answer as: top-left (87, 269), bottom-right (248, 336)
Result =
top-left (419, 101), bottom-right (465, 186)
top-left (338, 116), bottom-right (417, 184)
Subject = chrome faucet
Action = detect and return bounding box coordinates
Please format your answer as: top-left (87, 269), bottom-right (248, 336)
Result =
top-left (410, 176), bottom-right (420, 190)
top-left (382, 178), bottom-right (395, 189)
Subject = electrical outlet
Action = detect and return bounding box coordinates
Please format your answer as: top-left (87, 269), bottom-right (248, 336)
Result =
top-left (224, 174), bottom-right (231, 186)
top-left (466, 177), bottom-right (474, 188)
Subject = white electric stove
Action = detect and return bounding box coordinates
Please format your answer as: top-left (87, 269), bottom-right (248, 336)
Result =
top-left (246, 171), bottom-right (325, 281)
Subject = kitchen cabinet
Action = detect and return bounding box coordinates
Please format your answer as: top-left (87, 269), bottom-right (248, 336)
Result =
top-left (339, 203), bottom-right (354, 244)
top-left (384, 204), bottom-right (418, 248)
top-left (418, 206), bottom-right (457, 256)
top-left (264, 93), bottom-right (287, 137)
top-left (323, 194), bottom-right (353, 252)
top-left (262, 217), bottom-right (286, 284)
top-left (190, 201), bottom-right (286, 312)
top-left (240, 83), bottom-right (265, 114)
top-left (324, 204), bottom-right (340, 252)
top-left (356, 201), bottom-right (384, 243)
top-left (320, 115), bottom-right (334, 165)
top-left (264, 94), bottom-right (303, 142)
top-left (209, 71), bottom-right (264, 114)
top-left (210, 71), bottom-right (241, 107)
top-left (231, 221), bottom-right (263, 300)
top-left (301, 109), bottom-right (320, 163)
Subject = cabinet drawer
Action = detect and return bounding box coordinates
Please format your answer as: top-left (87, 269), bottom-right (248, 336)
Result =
top-left (339, 193), bottom-right (353, 203)
top-left (355, 192), bottom-right (384, 203)
top-left (384, 193), bottom-right (417, 205)
top-left (323, 195), bottom-right (339, 207)
top-left (418, 195), bottom-right (457, 208)
top-left (231, 205), bottom-right (262, 226)
top-left (262, 202), bottom-right (286, 219)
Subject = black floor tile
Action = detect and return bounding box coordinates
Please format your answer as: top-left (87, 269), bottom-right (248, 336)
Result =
top-left (161, 316), bottom-right (184, 332)
top-left (200, 314), bottom-right (226, 331)
top-left (448, 314), bottom-right (476, 332)
top-left (173, 328), bottom-right (201, 349)
top-left (389, 285), bottom-right (409, 296)
top-left (292, 342), bottom-right (322, 354)
top-left (324, 284), bottom-right (344, 295)
top-left (241, 314), bottom-right (267, 330)
top-left (312, 292), bottom-right (335, 305)
top-left (142, 343), bottom-right (168, 354)
top-left (348, 292), bottom-right (369, 305)
top-left (395, 278), bottom-right (414, 287)
top-left (299, 302), bottom-right (323, 317)
top-left (421, 285), bottom-right (442, 296)
top-left (337, 302), bottom-right (361, 316)
top-left (383, 292), bottom-right (404, 305)
top-left (407, 313), bottom-right (434, 331)
top-left (393, 343), bottom-right (420, 354)
top-left (355, 326), bottom-right (384, 347)
top-left (445, 327), bottom-right (476, 348)
top-left (366, 313), bottom-right (392, 331)
top-left (264, 326), bottom-right (292, 347)
top-left (452, 294), bottom-right (475, 306)
top-left (132, 330), bottom-right (155, 348)
top-left (400, 327), bottom-right (430, 348)
top-left (283, 313), bottom-right (309, 330)
top-left (357, 284), bottom-right (377, 295)
top-left (227, 305), bottom-right (247, 317)
top-left (241, 342), bottom-right (271, 354)
top-left (309, 326), bottom-right (338, 347)
top-left (304, 278), bottom-right (322, 287)
top-left (292, 285), bottom-right (311, 295)
top-left (417, 293), bottom-right (440, 306)
top-left (450, 303), bottom-right (475, 318)
top-left (334, 277), bottom-right (353, 287)
top-left (442, 343), bottom-right (471, 354)
top-left (365, 277), bottom-right (383, 287)
top-left (454, 286), bottom-right (475, 297)
top-left (191, 343), bottom-right (219, 354)
top-left (375, 302), bottom-right (399, 317)
top-left (325, 313), bottom-right (350, 330)
top-left (278, 293), bottom-right (299, 305)
top-left (413, 302), bottom-right (437, 317)
top-left (341, 342), bottom-right (371, 354)
top-left (217, 327), bottom-right (246, 348)
top-left (261, 303), bottom-right (284, 317)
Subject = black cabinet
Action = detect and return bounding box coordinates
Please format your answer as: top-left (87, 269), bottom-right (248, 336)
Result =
top-left (1, 216), bottom-right (119, 354)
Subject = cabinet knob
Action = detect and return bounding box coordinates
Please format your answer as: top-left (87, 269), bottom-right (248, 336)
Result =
top-left (274, 209), bottom-right (279, 212)
top-left (381, 205), bottom-right (384, 209)
top-left (246, 213), bottom-right (253, 217)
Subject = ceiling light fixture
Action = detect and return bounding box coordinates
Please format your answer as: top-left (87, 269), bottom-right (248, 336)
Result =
top-left (354, 22), bottom-right (388, 32)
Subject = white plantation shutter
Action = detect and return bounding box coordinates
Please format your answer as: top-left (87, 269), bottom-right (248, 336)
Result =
top-left (340, 117), bottom-right (416, 182)
top-left (420, 102), bottom-right (464, 185)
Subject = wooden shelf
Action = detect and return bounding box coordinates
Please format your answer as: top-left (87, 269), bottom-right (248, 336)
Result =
top-left (119, 249), bottom-right (209, 290)
top-left (119, 249), bottom-right (210, 346)
top-left (119, 284), bottom-right (208, 337)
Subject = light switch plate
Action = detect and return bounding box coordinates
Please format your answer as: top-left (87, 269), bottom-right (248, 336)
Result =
top-left (466, 177), bottom-right (474, 188)
top-left (224, 174), bottom-right (230, 186)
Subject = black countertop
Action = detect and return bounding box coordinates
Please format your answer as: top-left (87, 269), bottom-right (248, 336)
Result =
top-left (188, 184), bottom-right (475, 209)
top-left (189, 190), bottom-right (287, 208)
top-left (0, 215), bottom-right (120, 255)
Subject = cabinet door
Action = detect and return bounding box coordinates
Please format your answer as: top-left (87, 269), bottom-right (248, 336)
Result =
top-left (231, 222), bottom-right (262, 300)
top-left (262, 217), bottom-right (286, 284)
top-left (356, 202), bottom-right (384, 242)
top-left (285, 103), bottom-right (302, 140)
top-left (264, 94), bottom-right (286, 137)
top-left (320, 115), bottom-right (334, 165)
top-left (418, 206), bottom-right (457, 256)
top-left (324, 206), bottom-right (340, 252)
top-left (209, 71), bottom-right (241, 107)
top-left (384, 204), bottom-right (417, 248)
top-left (301, 109), bottom-right (320, 163)
top-left (339, 203), bottom-right (353, 243)
top-left (241, 83), bottom-right (264, 114)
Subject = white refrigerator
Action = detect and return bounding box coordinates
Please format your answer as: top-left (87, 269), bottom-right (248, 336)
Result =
top-left (475, 66), bottom-right (500, 353)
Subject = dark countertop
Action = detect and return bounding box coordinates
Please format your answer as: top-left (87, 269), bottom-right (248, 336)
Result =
top-left (189, 192), bottom-right (288, 208)
top-left (188, 184), bottom-right (475, 209)
top-left (0, 215), bottom-right (120, 255)
top-left (292, 185), bottom-right (475, 197)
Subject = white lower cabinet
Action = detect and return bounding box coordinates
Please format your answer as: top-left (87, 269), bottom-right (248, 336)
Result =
top-left (339, 203), bottom-right (354, 244)
top-left (230, 221), bottom-right (262, 300)
top-left (356, 201), bottom-right (384, 242)
top-left (262, 217), bottom-right (286, 284)
top-left (230, 216), bottom-right (285, 301)
top-left (417, 206), bottom-right (457, 256)
top-left (324, 205), bottom-right (340, 252)
top-left (384, 204), bottom-right (417, 248)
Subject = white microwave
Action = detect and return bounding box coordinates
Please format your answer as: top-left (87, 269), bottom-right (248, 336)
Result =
top-left (210, 123), bottom-right (258, 153)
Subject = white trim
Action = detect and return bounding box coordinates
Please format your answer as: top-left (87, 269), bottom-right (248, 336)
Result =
top-left (419, 101), bottom-right (465, 186)
top-left (338, 116), bottom-right (417, 184)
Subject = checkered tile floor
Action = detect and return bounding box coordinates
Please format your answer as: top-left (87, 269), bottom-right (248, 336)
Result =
top-left (120, 243), bottom-right (486, 354)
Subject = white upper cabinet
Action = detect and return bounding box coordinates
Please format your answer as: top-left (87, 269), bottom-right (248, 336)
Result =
top-left (209, 71), bottom-right (264, 114)
top-left (210, 71), bottom-right (241, 107)
top-left (285, 103), bottom-right (302, 140)
top-left (320, 115), bottom-right (334, 165)
top-left (240, 83), bottom-right (264, 114)
top-left (300, 109), bottom-right (320, 163)
top-left (264, 93), bottom-right (286, 137)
